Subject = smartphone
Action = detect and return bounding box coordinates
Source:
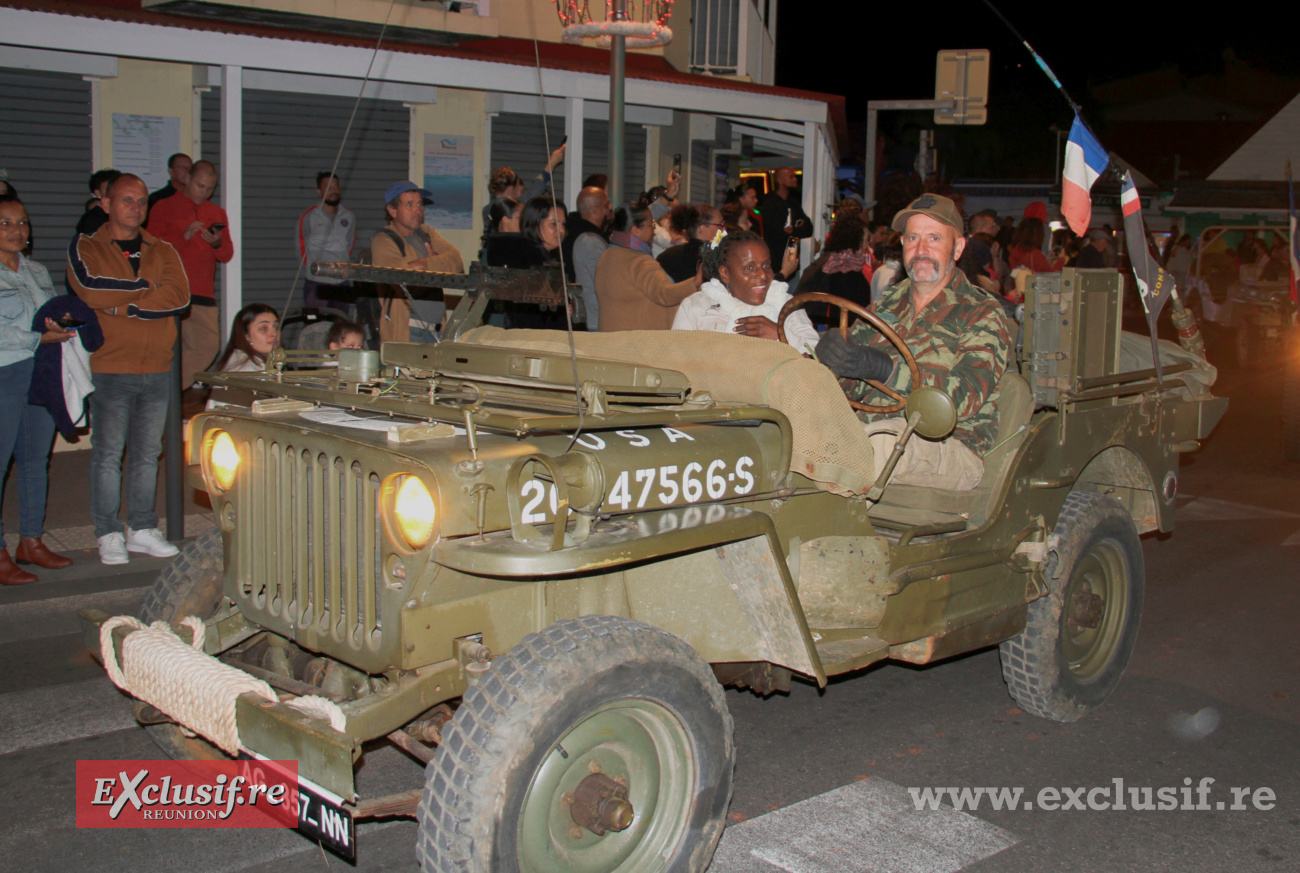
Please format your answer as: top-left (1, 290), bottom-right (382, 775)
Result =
top-left (672, 153), bottom-right (682, 169)
top-left (57, 315), bottom-right (86, 329)
top-left (785, 237), bottom-right (800, 258)
top-left (561, 135), bottom-right (568, 146)
top-left (209, 223), bottom-right (226, 232)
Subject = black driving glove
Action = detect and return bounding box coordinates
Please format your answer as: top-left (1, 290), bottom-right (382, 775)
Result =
top-left (816, 330), bottom-right (895, 383)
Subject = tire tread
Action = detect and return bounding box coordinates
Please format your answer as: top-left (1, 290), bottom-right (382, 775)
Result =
top-left (416, 615), bottom-right (732, 872)
top-left (137, 528), bottom-right (225, 624)
top-left (999, 491), bottom-right (1143, 722)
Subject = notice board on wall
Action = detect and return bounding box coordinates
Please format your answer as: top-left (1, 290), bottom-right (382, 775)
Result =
top-left (112, 113), bottom-right (180, 191)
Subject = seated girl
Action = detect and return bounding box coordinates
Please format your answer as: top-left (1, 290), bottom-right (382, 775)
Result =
top-left (671, 230), bottom-right (819, 355)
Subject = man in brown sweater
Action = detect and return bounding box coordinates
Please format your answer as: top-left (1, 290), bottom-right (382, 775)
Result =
top-left (370, 181), bottom-right (464, 343)
top-left (67, 174), bottom-right (190, 565)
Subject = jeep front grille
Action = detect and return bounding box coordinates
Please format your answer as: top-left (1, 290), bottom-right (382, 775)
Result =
top-left (235, 438), bottom-right (384, 653)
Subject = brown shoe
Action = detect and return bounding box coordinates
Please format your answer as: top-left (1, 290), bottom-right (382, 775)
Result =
top-left (0, 548), bottom-right (38, 585)
top-left (16, 537), bottom-right (73, 570)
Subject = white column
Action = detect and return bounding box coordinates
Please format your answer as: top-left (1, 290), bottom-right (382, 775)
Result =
top-left (565, 96), bottom-right (584, 211)
top-left (220, 64), bottom-right (242, 343)
top-left (407, 103), bottom-right (420, 182)
top-left (86, 76), bottom-right (102, 169)
top-left (802, 120), bottom-right (819, 263)
top-left (190, 87), bottom-right (204, 158)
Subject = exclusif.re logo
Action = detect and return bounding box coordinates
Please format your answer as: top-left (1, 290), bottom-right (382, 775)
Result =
top-left (76, 759), bottom-right (298, 829)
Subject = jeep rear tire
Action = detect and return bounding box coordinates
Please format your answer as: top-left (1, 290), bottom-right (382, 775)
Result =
top-left (999, 492), bottom-right (1144, 722)
top-left (137, 528), bottom-right (229, 761)
top-left (417, 615), bottom-right (734, 873)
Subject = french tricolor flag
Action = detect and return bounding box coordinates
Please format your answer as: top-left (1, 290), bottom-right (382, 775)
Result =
top-left (1061, 115), bottom-right (1109, 236)
top-left (1120, 172), bottom-right (1142, 217)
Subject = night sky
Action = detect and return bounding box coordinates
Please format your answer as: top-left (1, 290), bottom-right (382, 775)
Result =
top-left (774, 0), bottom-right (1300, 179)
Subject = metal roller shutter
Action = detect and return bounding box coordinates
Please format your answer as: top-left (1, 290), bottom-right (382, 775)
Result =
top-left (488, 113), bottom-right (648, 206)
top-left (689, 140), bottom-right (712, 204)
top-left (487, 113), bottom-right (567, 205)
top-left (200, 89), bottom-right (409, 310)
top-left (580, 119), bottom-right (646, 201)
top-left (0, 68), bottom-right (92, 291)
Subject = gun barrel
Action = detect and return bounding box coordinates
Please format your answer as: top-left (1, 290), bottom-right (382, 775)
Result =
top-left (311, 262), bottom-right (480, 290)
top-left (310, 261), bottom-right (573, 306)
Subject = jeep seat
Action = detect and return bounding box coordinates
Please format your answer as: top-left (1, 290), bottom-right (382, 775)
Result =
top-left (870, 371), bottom-right (1035, 530)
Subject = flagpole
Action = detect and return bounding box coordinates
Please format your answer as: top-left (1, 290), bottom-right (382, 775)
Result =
top-left (985, 0), bottom-right (1204, 365)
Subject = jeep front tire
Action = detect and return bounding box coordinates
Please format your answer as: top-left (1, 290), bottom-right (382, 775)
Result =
top-left (417, 615), bottom-right (734, 872)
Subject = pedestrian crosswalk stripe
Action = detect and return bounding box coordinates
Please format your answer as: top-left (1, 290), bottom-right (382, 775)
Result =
top-left (1176, 496), bottom-right (1300, 522)
top-left (0, 586), bottom-right (144, 645)
top-left (708, 777), bottom-right (1018, 873)
top-left (0, 677), bottom-right (138, 756)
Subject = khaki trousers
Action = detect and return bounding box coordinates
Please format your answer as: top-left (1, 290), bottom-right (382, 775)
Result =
top-left (865, 417), bottom-right (984, 491)
top-left (181, 304), bottom-right (221, 388)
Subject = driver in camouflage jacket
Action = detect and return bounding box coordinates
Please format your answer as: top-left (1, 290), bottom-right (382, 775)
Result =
top-left (817, 194), bottom-right (1012, 490)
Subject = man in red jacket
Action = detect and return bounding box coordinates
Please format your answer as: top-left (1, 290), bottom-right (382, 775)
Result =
top-left (146, 159), bottom-right (233, 389)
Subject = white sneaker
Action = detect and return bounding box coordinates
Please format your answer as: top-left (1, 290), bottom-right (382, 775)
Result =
top-left (125, 527), bottom-right (180, 558)
top-left (98, 532), bottom-right (129, 565)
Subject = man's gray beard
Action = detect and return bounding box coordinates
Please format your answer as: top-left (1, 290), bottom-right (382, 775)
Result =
top-left (325, 197), bottom-right (342, 207)
top-left (906, 257), bottom-right (941, 278)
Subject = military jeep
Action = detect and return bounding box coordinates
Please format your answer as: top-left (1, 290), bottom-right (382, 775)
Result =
top-left (83, 263), bottom-right (1226, 871)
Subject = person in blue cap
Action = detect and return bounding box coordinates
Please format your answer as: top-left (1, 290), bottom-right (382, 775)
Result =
top-left (370, 181), bottom-right (465, 343)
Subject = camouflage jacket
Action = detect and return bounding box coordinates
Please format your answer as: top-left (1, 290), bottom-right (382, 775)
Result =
top-left (846, 269), bottom-right (1012, 455)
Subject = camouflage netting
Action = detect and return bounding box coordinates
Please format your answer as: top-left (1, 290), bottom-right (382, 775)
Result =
top-left (460, 327), bottom-right (875, 495)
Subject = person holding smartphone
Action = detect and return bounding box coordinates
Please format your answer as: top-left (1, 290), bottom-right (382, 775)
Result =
top-left (758, 167), bottom-right (813, 283)
top-left (146, 159), bottom-right (234, 392)
top-left (0, 194), bottom-right (78, 583)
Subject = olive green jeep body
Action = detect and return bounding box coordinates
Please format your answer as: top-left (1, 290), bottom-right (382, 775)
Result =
top-left (84, 264), bottom-right (1225, 871)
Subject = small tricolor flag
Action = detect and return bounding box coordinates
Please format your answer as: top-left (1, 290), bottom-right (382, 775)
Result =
top-left (1120, 171), bottom-right (1175, 339)
top-left (1061, 114), bottom-right (1109, 236)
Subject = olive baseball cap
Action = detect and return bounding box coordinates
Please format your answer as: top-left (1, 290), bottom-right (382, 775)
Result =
top-left (891, 193), bottom-right (963, 234)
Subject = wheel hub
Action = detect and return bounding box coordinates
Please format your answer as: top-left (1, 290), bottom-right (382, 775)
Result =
top-left (1068, 588), bottom-right (1104, 629)
top-left (569, 772), bottom-right (634, 836)
top-left (517, 699), bottom-right (694, 872)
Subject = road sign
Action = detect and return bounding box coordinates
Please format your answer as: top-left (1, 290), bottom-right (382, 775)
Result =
top-left (935, 49), bottom-right (989, 125)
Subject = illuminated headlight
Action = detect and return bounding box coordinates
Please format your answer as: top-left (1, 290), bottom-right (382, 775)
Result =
top-left (393, 475), bottom-right (437, 549)
top-left (206, 430), bottom-right (240, 492)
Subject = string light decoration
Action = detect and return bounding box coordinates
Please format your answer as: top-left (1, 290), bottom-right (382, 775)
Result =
top-left (554, 1), bottom-right (674, 48)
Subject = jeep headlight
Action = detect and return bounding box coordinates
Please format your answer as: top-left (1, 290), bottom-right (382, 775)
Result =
top-left (206, 430), bottom-right (240, 491)
top-left (393, 475), bottom-right (436, 549)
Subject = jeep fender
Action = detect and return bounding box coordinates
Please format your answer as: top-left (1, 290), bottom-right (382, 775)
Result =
top-left (435, 504), bottom-right (826, 685)
top-left (1073, 445), bottom-right (1167, 534)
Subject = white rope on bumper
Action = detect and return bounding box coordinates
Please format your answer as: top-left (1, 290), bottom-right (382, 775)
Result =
top-left (101, 615), bottom-right (347, 755)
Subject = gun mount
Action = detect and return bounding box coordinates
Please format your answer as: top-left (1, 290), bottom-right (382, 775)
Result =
top-left (311, 261), bottom-right (578, 340)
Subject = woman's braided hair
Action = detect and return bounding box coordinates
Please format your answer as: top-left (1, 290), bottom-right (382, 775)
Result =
top-left (699, 229), bottom-right (765, 282)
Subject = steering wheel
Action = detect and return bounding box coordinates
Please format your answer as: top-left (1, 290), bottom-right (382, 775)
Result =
top-left (777, 292), bottom-right (921, 415)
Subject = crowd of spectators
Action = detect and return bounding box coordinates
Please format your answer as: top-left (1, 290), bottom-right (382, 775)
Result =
top-left (20, 140), bottom-right (1266, 578)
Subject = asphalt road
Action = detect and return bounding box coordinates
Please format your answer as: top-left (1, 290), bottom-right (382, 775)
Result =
top-left (0, 332), bottom-right (1296, 872)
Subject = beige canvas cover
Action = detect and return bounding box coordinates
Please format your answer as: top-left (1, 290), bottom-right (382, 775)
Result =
top-left (461, 327), bottom-right (876, 495)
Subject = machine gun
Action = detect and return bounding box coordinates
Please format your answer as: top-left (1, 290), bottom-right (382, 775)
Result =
top-left (311, 261), bottom-right (581, 341)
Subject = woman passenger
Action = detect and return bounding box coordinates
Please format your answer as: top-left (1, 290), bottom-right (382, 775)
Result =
top-left (672, 230), bottom-right (819, 355)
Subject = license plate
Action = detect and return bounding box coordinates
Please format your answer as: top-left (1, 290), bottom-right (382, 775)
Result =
top-left (294, 773), bottom-right (355, 861)
top-left (238, 753), bottom-right (355, 861)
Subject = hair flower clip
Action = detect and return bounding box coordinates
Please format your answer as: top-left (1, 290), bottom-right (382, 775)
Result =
top-left (710, 228), bottom-right (727, 249)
